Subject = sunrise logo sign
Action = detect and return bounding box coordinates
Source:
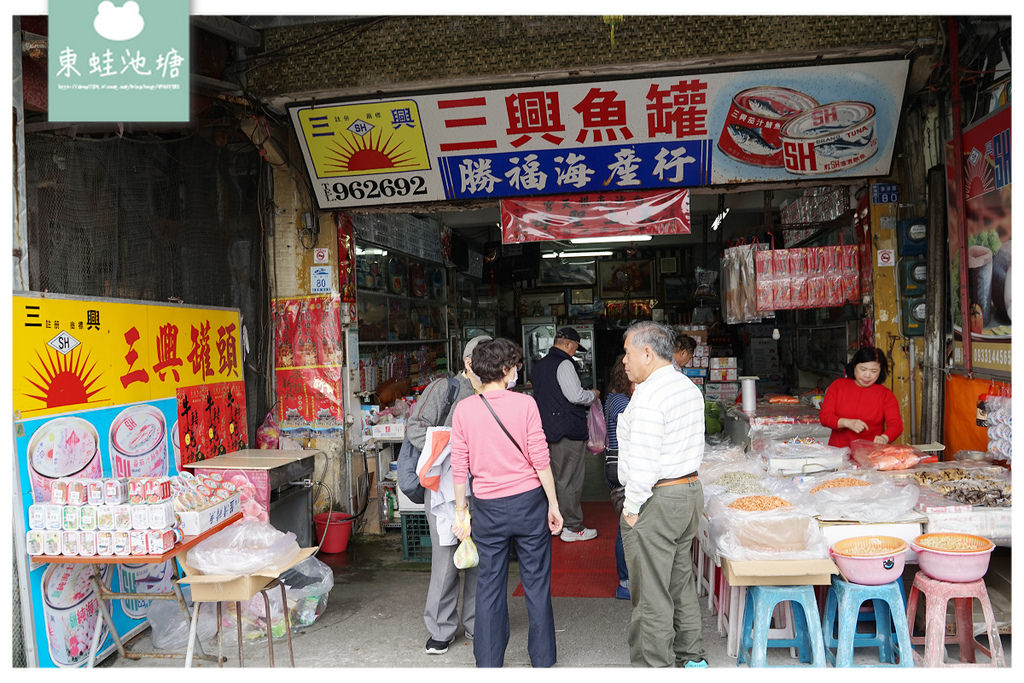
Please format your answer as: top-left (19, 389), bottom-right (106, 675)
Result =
top-left (298, 100), bottom-right (432, 177)
top-left (48, 0), bottom-right (189, 122)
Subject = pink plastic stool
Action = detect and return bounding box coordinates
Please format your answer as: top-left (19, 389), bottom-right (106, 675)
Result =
top-left (904, 571), bottom-right (1005, 667)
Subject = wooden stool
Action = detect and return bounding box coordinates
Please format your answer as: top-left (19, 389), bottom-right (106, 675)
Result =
top-left (905, 571), bottom-right (1004, 667)
top-left (185, 578), bottom-right (295, 667)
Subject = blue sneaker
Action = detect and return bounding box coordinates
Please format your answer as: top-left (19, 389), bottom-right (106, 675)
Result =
top-left (683, 659), bottom-right (709, 668)
top-left (615, 584), bottom-right (630, 600)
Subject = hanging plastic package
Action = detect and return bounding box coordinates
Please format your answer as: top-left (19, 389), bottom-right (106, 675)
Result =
top-left (587, 399), bottom-right (607, 454)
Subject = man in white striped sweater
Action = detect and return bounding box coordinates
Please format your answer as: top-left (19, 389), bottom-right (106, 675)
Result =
top-left (617, 321), bottom-right (707, 668)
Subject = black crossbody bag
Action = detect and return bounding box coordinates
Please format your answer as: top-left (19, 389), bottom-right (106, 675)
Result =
top-left (478, 395), bottom-right (530, 464)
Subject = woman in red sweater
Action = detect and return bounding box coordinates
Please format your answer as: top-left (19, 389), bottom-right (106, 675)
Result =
top-left (819, 347), bottom-right (903, 449)
top-left (450, 338), bottom-right (563, 668)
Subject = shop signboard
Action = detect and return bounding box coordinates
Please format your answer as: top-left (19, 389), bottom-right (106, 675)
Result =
top-left (290, 60), bottom-right (909, 209)
top-left (945, 105), bottom-right (1011, 376)
top-left (12, 292), bottom-right (244, 667)
top-left (500, 189), bottom-right (689, 244)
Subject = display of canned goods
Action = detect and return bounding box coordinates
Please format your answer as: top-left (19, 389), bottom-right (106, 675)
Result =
top-left (87, 480), bottom-right (105, 505)
top-left (130, 504), bottom-right (151, 531)
top-left (51, 479), bottom-right (69, 506)
top-left (104, 478), bottom-right (128, 505)
top-left (114, 504), bottom-right (133, 531)
top-left (61, 530), bottom-right (80, 556)
top-left (96, 505), bottom-right (115, 531)
top-left (45, 504), bottom-right (63, 530)
top-left (61, 506), bottom-right (80, 531)
top-left (43, 530), bottom-right (63, 556)
top-left (129, 529), bottom-right (149, 555)
top-left (26, 530), bottom-right (45, 556)
top-left (79, 530), bottom-right (97, 556)
top-left (66, 480), bottom-right (86, 506)
top-left (28, 504), bottom-right (47, 530)
top-left (96, 530), bottom-right (114, 556)
top-left (780, 101), bottom-right (878, 175)
top-left (79, 505), bottom-right (98, 531)
top-left (113, 530), bottom-right (130, 556)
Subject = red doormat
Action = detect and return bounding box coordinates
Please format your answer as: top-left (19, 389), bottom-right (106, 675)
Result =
top-left (512, 501), bottom-right (619, 598)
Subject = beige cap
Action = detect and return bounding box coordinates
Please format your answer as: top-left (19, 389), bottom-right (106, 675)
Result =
top-left (463, 335), bottom-right (493, 359)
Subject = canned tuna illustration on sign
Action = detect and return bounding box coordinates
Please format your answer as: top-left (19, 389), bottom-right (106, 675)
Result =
top-left (118, 561), bottom-right (174, 619)
top-left (27, 417), bottom-right (103, 503)
top-left (42, 563), bottom-right (111, 667)
top-left (718, 87), bottom-right (819, 167)
top-left (109, 405), bottom-right (168, 479)
top-left (781, 101), bottom-right (878, 175)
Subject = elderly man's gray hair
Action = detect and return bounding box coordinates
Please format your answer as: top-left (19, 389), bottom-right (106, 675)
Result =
top-left (624, 320), bottom-right (676, 361)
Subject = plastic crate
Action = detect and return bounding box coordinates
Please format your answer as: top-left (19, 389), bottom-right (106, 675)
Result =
top-left (401, 511), bottom-right (432, 562)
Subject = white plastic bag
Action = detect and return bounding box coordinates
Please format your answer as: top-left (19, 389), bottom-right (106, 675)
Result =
top-left (147, 588), bottom-right (218, 650)
top-left (186, 519), bottom-right (300, 575)
top-left (799, 471), bottom-right (920, 522)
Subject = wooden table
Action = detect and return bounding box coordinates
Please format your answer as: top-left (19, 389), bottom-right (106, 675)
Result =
top-left (32, 512), bottom-right (242, 667)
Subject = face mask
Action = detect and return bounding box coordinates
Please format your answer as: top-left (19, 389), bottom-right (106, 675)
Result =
top-left (507, 367), bottom-right (519, 389)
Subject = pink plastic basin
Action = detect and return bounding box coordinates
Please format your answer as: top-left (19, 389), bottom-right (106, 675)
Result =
top-left (910, 533), bottom-right (995, 583)
top-left (830, 536), bottom-right (907, 585)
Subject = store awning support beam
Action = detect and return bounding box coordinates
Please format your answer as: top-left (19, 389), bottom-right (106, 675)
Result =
top-left (921, 164), bottom-right (947, 442)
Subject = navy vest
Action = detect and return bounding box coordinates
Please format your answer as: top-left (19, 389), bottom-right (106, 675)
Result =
top-left (532, 346), bottom-right (588, 442)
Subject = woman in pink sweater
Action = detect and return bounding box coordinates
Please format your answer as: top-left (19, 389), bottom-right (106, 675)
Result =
top-left (450, 338), bottom-right (563, 668)
top-left (819, 347), bottom-right (903, 449)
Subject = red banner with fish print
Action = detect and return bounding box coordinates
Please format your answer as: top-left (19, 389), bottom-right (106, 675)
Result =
top-left (500, 189), bottom-right (689, 244)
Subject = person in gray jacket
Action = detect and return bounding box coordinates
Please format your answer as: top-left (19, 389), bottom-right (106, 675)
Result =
top-left (405, 334), bottom-right (491, 655)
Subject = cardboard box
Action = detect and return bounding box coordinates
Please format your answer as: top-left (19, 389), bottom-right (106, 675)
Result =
top-left (396, 484), bottom-right (425, 512)
top-left (178, 494), bottom-right (241, 536)
top-left (710, 357), bottom-right (738, 369)
top-left (721, 557), bottom-right (837, 586)
top-left (705, 382), bottom-right (739, 401)
top-left (709, 368), bottom-right (739, 382)
top-left (178, 546), bottom-right (318, 602)
top-left (371, 423), bottom-right (405, 440)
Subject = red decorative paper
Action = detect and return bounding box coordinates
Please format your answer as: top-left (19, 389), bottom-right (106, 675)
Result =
top-left (273, 295), bottom-right (342, 368)
top-left (175, 381), bottom-right (248, 467)
top-left (275, 366), bottom-right (343, 422)
top-left (500, 189), bottom-right (690, 244)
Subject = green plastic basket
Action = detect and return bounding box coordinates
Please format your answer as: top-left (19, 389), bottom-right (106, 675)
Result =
top-left (401, 511), bottom-right (432, 562)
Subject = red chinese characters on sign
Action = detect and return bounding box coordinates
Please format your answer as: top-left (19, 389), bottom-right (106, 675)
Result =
top-left (152, 323), bottom-right (183, 381)
top-left (646, 79), bottom-right (709, 139)
top-left (505, 91), bottom-right (566, 147)
top-left (500, 189), bottom-right (690, 244)
top-left (437, 96), bottom-right (497, 152)
top-left (573, 87), bottom-right (634, 144)
top-left (188, 321), bottom-right (213, 379)
top-left (120, 327), bottom-right (149, 388)
top-left (216, 323), bottom-right (238, 377)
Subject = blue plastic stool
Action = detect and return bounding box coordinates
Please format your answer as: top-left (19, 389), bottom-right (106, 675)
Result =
top-left (855, 574), bottom-right (907, 630)
top-left (737, 585), bottom-right (826, 667)
top-left (822, 576), bottom-right (914, 667)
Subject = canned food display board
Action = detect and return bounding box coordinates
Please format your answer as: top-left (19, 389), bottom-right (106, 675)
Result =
top-left (12, 292), bottom-right (245, 667)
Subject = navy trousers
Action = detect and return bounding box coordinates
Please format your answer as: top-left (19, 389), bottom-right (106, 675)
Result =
top-left (471, 485), bottom-right (556, 667)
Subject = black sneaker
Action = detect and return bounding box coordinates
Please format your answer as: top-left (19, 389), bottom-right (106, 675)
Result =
top-left (425, 637), bottom-right (452, 654)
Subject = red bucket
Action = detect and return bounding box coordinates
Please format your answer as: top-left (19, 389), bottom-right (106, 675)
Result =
top-left (314, 513), bottom-right (354, 553)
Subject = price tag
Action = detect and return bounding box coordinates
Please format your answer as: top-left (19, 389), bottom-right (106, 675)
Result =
top-left (313, 248), bottom-right (329, 264)
top-left (310, 266), bottom-right (332, 294)
top-left (876, 249), bottom-right (895, 267)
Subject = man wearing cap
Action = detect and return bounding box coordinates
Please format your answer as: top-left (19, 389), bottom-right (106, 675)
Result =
top-left (530, 326), bottom-right (600, 542)
top-left (618, 321), bottom-right (707, 668)
top-left (406, 334), bottom-right (491, 655)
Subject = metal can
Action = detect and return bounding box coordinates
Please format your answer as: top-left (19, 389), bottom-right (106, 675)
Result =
top-left (117, 560), bottom-right (173, 620)
top-left (718, 87), bottom-right (818, 167)
top-left (27, 418), bottom-right (102, 503)
top-left (42, 563), bottom-right (110, 667)
top-left (780, 101), bottom-right (878, 175)
top-left (108, 405), bottom-right (168, 479)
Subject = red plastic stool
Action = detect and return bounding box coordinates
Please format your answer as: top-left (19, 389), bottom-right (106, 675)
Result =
top-left (904, 571), bottom-right (1005, 667)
